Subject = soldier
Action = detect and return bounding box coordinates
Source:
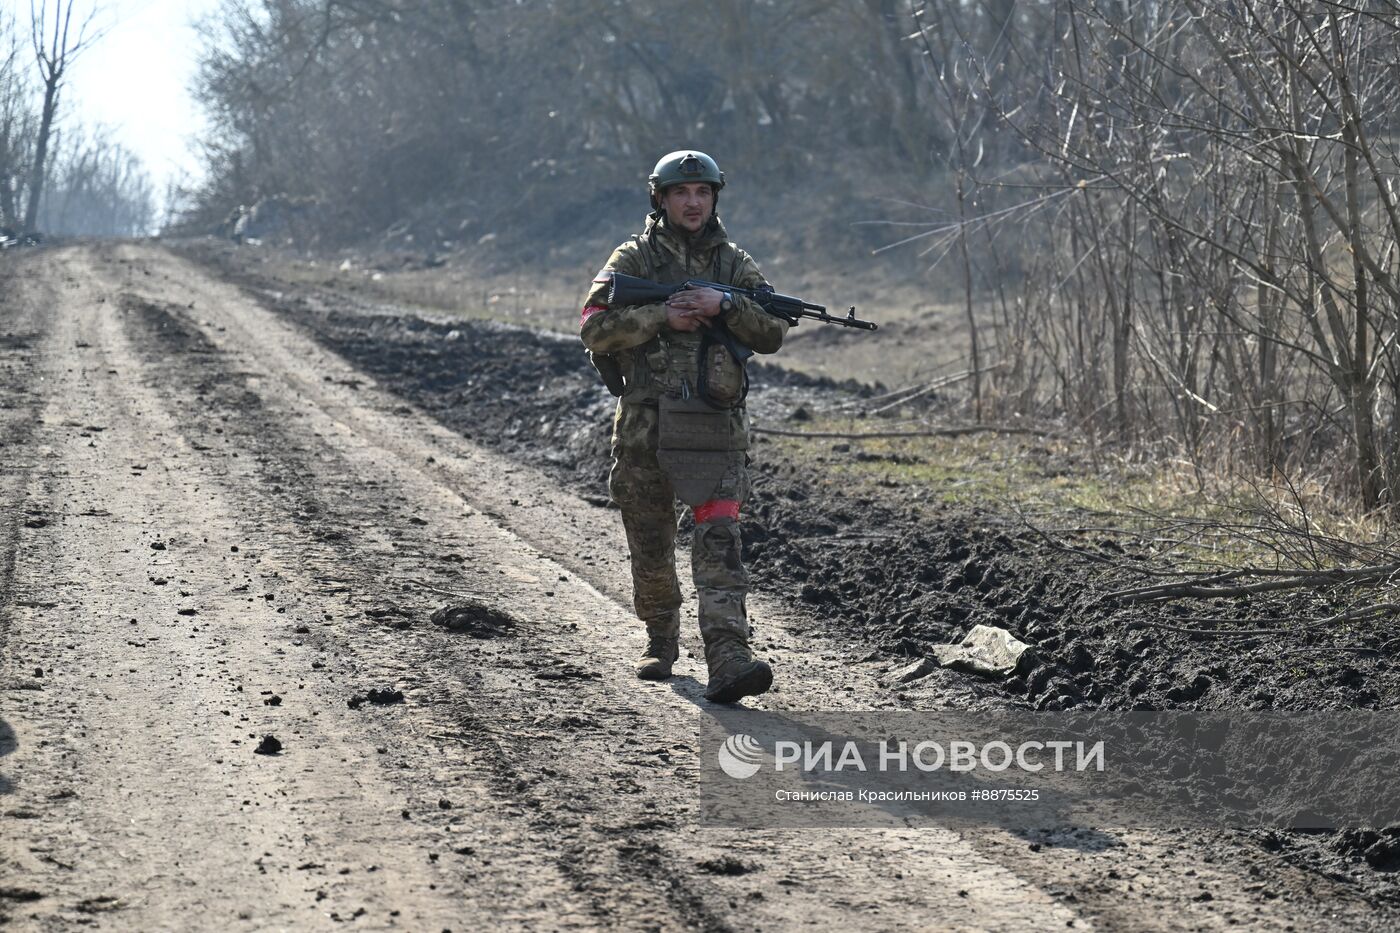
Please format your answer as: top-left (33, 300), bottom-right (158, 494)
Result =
top-left (579, 150), bottom-right (786, 703)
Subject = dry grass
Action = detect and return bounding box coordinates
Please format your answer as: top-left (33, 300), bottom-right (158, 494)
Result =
top-left (758, 410), bottom-right (1392, 572)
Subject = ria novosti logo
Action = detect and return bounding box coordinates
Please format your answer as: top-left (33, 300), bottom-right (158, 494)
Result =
top-left (714, 733), bottom-right (1105, 778)
top-left (718, 734), bottom-right (764, 779)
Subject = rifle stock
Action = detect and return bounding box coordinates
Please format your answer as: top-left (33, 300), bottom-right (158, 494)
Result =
top-left (607, 273), bottom-right (681, 309)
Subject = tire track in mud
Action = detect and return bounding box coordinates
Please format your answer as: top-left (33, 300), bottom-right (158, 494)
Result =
top-left (4, 256), bottom-right (529, 931)
top-left (118, 293), bottom-right (741, 930)
top-left (0, 255), bottom-right (59, 823)
top-left (0, 257), bottom-right (53, 658)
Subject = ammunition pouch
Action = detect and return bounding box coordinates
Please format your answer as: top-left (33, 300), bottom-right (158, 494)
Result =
top-left (588, 350), bottom-right (626, 397)
top-left (655, 392), bottom-right (745, 506)
top-left (698, 325), bottom-right (751, 409)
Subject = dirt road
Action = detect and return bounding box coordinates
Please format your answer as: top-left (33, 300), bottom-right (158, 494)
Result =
top-left (0, 242), bottom-right (1391, 931)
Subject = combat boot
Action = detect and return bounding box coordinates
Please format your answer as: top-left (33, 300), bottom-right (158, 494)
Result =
top-left (702, 632), bottom-right (773, 703)
top-left (636, 612), bottom-right (680, 681)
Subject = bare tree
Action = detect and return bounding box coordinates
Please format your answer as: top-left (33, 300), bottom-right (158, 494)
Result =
top-left (24, 0), bottom-right (100, 234)
top-left (0, 8), bottom-right (36, 230)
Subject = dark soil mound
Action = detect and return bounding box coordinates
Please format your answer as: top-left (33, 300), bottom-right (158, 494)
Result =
top-left (348, 687), bottom-right (407, 708)
top-left (431, 599), bottom-right (517, 638)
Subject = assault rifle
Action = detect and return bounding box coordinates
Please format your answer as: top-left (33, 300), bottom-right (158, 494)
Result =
top-left (587, 272), bottom-right (877, 397)
top-left (607, 273), bottom-right (878, 330)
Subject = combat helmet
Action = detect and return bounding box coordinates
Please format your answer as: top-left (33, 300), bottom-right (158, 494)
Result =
top-left (648, 150), bottom-right (725, 209)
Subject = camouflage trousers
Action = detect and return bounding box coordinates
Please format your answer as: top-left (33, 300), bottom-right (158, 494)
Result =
top-left (608, 404), bottom-right (750, 642)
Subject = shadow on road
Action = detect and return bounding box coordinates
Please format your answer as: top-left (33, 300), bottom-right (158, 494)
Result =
top-left (666, 674), bottom-right (708, 705)
top-left (0, 716), bottom-right (16, 795)
top-left (666, 673), bottom-right (769, 711)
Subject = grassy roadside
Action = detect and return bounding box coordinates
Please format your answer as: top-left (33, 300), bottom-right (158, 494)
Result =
top-left (753, 409), bottom-right (1391, 575)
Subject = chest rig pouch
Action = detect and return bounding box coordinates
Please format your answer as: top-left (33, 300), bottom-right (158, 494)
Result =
top-left (656, 388), bottom-right (746, 506)
top-left (696, 325), bottom-right (752, 409)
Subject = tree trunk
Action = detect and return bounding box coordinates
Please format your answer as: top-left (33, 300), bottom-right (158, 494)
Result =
top-left (24, 76), bottom-right (58, 233)
top-left (956, 167), bottom-right (982, 423)
top-left (1342, 118), bottom-right (1382, 508)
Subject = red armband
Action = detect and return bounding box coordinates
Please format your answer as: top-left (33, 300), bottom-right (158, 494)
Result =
top-left (580, 304), bottom-right (607, 327)
top-left (694, 499), bottom-right (741, 524)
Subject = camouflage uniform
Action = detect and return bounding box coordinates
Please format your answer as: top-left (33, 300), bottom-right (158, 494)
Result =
top-left (580, 211), bottom-right (787, 695)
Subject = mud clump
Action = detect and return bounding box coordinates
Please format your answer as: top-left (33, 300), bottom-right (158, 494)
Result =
top-left (431, 600), bottom-right (516, 638)
top-left (365, 604), bottom-right (413, 629)
top-left (1333, 829), bottom-right (1400, 870)
top-left (0, 887), bottom-right (45, 902)
top-left (533, 668), bottom-right (600, 682)
top-left (348, 688), bottom-right (406, 709)
top-left (696, 855), bottom-right (759, 876)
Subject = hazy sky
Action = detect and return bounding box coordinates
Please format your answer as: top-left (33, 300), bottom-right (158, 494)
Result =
top-left (62, 0), bottom-right (225, 195)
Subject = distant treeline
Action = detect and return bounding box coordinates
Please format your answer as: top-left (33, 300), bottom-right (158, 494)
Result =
top-left (182, 0), bottom-right (1031, 248)
top-left (0, 7), bottom-right (154, 237)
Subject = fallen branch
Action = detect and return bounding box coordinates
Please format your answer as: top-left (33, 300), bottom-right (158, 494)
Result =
top-left (863, 363), bottom-right (1004, 417)
top-left (753, 424), bottom-right (1062, 440)
top-left (1125, 603), bottom-right (1400, 638)
top-left (1101, 562), bottom-right (1400, 605)
top-left (1015, 506), bottom-right (1135, 569)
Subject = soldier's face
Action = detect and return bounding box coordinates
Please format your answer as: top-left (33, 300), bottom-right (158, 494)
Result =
top-left (661, 183), bottom-right (715, 233)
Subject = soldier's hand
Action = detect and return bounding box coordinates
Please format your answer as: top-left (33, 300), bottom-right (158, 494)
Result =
top-left (666, 305), bottom-right (706, 332)
top-left (666, 286), bottom-right (723, 321)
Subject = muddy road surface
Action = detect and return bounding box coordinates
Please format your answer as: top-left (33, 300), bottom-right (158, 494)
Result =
top-left (0, 242), bottom-right (1393, 931)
